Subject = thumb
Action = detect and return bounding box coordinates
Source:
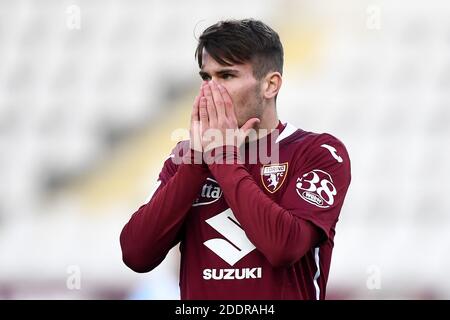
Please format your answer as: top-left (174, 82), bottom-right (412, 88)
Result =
top-left (240, 118), bottom-right (260, 137)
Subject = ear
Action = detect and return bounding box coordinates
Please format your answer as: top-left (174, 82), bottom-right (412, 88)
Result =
top-left (262, 72), bottom-right (282, 100)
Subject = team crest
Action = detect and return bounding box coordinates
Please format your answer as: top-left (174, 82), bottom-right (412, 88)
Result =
top-left (261, 163), bottom-right (288, 193)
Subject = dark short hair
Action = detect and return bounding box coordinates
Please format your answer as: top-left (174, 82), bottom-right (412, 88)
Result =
top-left (195, 19), bottom-right (284, 79)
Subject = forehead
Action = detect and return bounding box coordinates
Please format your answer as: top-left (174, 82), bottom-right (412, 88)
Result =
top-left (201, 49), bottom-right (253, 74)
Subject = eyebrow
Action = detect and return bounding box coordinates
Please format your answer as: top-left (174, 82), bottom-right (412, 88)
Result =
top-left (199, 68), bottom-right (240, 78)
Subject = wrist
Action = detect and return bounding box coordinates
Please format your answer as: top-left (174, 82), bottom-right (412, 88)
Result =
top-left (204, 145), bottom-right (242, 166)
top-left (181, 148), bottom-right (208, 169)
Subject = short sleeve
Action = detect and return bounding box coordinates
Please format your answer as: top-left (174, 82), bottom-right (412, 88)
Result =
top-left (280, 134), bottom-right (351, 241)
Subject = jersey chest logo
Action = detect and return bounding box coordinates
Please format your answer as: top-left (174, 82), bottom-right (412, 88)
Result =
top-left (260, 163), bottom-right (288, 193)
top-left (192, 178), bottom-right (223, 207)
top-left (203, 209), bottom-right (256, 266)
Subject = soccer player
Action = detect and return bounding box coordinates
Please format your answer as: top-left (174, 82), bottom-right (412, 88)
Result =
top-left (120, 19), bottom-right (351, 299)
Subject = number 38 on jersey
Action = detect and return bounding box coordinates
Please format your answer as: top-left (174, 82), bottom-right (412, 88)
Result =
top-left (296, 169), bottom-right (337, 209)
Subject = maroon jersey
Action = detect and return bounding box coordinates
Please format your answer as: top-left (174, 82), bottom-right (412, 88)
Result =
top-left (120, 122), bottom-right (351, 300)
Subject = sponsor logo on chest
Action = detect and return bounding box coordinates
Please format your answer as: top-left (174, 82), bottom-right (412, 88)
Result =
top-left (202, 209), bottom-right (263, 280)
top-left (203, 267), bottom-right (262, 280)
top-left (193, 178), bottom-right (222, 207)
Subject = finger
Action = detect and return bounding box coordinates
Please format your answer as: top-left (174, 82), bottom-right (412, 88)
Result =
top-left (200, 81), bottom-right (207, 97)
top-left (209, 81), bottom-right (226, 121)
top-left (191, 85), bottom-right (205, 122)
top-left (191, 94), bottom-right (201, 123)
top-left (199, 96), bottom-right (209, 132)
top-left (202, 82), bottom-right (217, 126)
top-left (217, 84), bottom-right (235, 119)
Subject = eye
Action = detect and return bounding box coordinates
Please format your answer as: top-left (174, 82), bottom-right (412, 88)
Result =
top-left (221, 74), bottom-right (234, 80)
top-left (200, 74), bottom-right (211, 81)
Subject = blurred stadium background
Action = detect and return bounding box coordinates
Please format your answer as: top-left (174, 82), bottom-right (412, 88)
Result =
top-left (0, 0), bottom-right (449, 299)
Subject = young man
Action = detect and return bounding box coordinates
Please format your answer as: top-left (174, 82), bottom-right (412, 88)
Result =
top-left (120, 19), bottom-right (351, 299)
